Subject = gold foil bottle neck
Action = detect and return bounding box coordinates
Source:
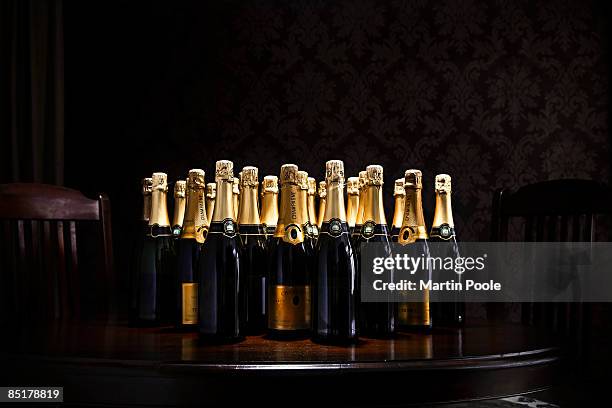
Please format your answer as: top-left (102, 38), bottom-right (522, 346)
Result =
top-left (297, 171), bottom-right (309, 190)
top-left (142, 177), bottom-right (153, 195)
top-left (188, 169), bottom-right (205, 189)
top-left (366, 165), bottom-right (384, 186)
top-left (307, 177), bottom-right (317, 196)
top-left (233, 177), bottom-right (240, 194)
top-left (405, 169), bottom-right (423, 189)
top-left (358, 170), bottom-right (367, 189)
top-left (240, 166), bottom-right (259, 188)
top-left (263, 175), bottom-right (279, 193)
top-left (206, 182), bottom-right (216, 198)
top-left (174, 180), bottom-right (186, 198)
top-left (394, 178), bottom-right (405, 196)
top-left (318, 181), bottom-right (327, 198)
top-left (347, 177), bottom-right (359, 195)
top-left (151, 172), bottom-right (168, 192)
top-left (215, 160), bottom-right (234, 182)
top-left (435, 173), bottom-right (451, 194)
top-left (325, 160), bottom-right (344, 183)
top-left (280, 164), bottom-right (299, 185)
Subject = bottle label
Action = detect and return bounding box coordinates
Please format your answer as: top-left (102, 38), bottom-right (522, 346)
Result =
top-left (222, 218), bottom-right (237, 237)
top-left (268, 285), bottom-right (311, 330)
top-left (360, 220), bottom-right (376, 239)
top-left (398, 299), bottom-right (431, 327)
top-left (195, 190), bottom-right (208, 243)
top-left (328, 218), bottom-right (343, 237)
top-left (280, 223), bottom-right (305, 245)
top-left (181, 283), bottom-right (198, 325)
top-left (399, 226), bottom-right (416, 244)
top-left (430, 223), bottom-right (454, 240)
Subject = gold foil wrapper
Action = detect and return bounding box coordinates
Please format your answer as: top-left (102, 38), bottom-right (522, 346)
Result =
top-left (394, 178), bottom-right (405, 196)
top-left (347, 177), bottom-right (359, 195)
top-left (215, 160), bottom-right (234, 182)
top-left (358, 170), bottom-right (367, 189)
top-left (405, 169), bottom-right (423, 189)
top-left (297, 171), bottom-right (309, 190)
top-left (142, 177), bottom-right (153, 195)
top-left (325, 159), bottom-right (344, 182)
top-left (240, 166), bottom-right (259, 187)
top-left (279, 164), bottom-right (299, 185)
top-left (318, 181), bottom-right (327, 198)
top-left (263, 175), bottom-right (279, 193)
top-left (151, 172), bottom-right (168, 191)
top-left (366, 165), bottom-right (383, 185)
top-left (435, 173), bottom-right (451, 194)
top-left (307, 177), bottom-right (316, 195)
top-left (205, 182), bottom-right (216, 198)
top-left (188, 169), bottom-right (205, 189)
top-left (174, 180), bottom-right (186, 198)
top-left (232, 177), bottom-right (240, 194)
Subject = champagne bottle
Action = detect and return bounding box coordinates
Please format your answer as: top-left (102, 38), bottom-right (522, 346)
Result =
top-left (172, 180), bottom-right (187, 238)
top-left (314, 160), bottom-right (358, 343)
top-left (268, 164), bottom-right (312, 338)
top-left (260, 175), bottom-right (279, 239)
top-left (129, 177), bottom-right (152, 325)
top-left (198, 160), bottom-right (245, 342)
top-left (397, 170), bottom-right (432, 331)
top-left (205, 182), bottom-right (216, 226)
top-left (134, 172), bottom-right (176, 326)
top-left (429, 174), bottom-right (464, 326)
top-left (356, 165), bottom-right (395, 337)
top-left (307, 177), bottom-right (319, 239)
top-left (390, 178), bottom-right (405, 241)
top-left (238, 166), bottom-right (268, 335)
top-left (298, 171), bottom-right (316, 248)
top-left (316, 181), bottom-right (326, 229)
top-left (346, 176), bottom-right (360, 234)
top-left (233, 176), bottom-right (240, 220)
top-left (351, 170), bottom-right (367, 242)
top-left (175, 169), bottom-right (207, 330)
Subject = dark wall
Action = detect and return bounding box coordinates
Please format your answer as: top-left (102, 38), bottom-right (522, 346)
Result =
top-left (64, 0), bottom-right (610, 315)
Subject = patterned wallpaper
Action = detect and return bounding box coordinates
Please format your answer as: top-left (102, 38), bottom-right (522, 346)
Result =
top-left (152, 0), bottom-right (609, 241)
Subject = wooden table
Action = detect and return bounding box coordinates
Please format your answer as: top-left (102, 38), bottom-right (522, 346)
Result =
top-left (1, 322), bottom-right (561, 406)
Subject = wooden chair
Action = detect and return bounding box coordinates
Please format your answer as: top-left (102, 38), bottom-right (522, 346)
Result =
top-left (0, 183), bottom-right (114, 324)
top-left (490, 179), bottom-right (612, 359)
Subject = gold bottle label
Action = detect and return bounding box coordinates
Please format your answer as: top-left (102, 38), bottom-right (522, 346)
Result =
top-left (182, 283), bottom-right (198, 325)
top-left (399, 294), bottom-right (431, 327)
top-left (268, 285), bottom-right (311, 330)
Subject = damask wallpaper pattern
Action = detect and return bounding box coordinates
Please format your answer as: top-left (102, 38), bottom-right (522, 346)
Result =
top-left (157, 0), bottom-right (609, 242)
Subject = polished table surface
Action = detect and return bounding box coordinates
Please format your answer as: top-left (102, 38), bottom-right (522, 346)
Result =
top-left (1, 322), bottom-right (561, 406)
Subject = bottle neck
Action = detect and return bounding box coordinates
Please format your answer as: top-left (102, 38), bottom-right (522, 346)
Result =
top-left (402, 187), bottom-right (428, 239)
top-left (317, 197), bottom-right (326, 227)
top-left (149, 189), bottom-right (170, 227)
top-left (307, 194), bottom-right (317, 225)
top-left (172, 195), bottom-right (186, 228)
top-left (362, 185), bottom-right (387, 225)
top-left (205, 196), bottom-right (215, 226)
top-left (432, 192), bottom-right (454, 228)
top-left (346, 193), bottom-right (359, 228)
top-left (297, 189), bottom-right (310, 225)
top-left (355, 188), bottom-right (366, 225)
top-left (238, 186), bottom-right (261, 225)
top-left (391, 195), bottom-right (405, 229)
top-left (260, 192), bottom-right (279, 226)
top-left (142, 194), bottom-right (151, 223)
top-left (212, 180), bottom-right (235, 222)
top-left (181, 186), bottom-right (207, 240)
top-left (276, 183), bottom-right (305, 227)
top-left (322, 181), bottom-right (346, 222)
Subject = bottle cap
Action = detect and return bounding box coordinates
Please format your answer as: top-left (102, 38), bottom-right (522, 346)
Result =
top-left (262, 175), bottom-right (279, 193)
top-left (297, 171), bottom-right (309, 190)
top-left (435, 174), bottom-right (451, 194)
top-left (318, 181), bottom-right (327, 198)
top-left (405, 169), bottom-right (423, 189)
top-left (279, 164), bottom-right (299, 185)
top-left (347, 177), bottom-right (359, 195)
top-left (394, 178), bottom-right (405, 196)
top-left (307, 177), bottom-right (317, 195)
top-left (358, 171), bottom-right (367, 190)
top-left (366, 165), bottom-right (383, 185)
top-left (240, 166), bottom-right (258, 187)
top-left (174, 180), bottom-right (186, 198)
top-left (215, 160), bottom-right (234, 182)
top-left (325, 160), bottom-right (344, 183)
top-left (151, 172), bottom-right (168, 191)
top-left (188, 169), bottom-right (205, 189)
top-left (142, 177), bottom-right (153, 195)
top-left (206, 182), bottom-right (216, 198)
